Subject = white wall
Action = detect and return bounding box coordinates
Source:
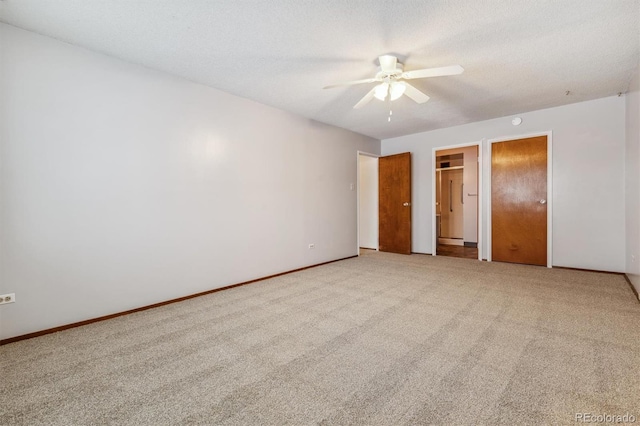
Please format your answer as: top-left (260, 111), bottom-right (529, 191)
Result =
top-left (0, 24), bottom-right (380, 340)
top-left (358, 155), bottom-right (378, 250)
top-left (383, 96), bottom-right (626, 272)
top-left (625, 70), bottom-right (640, 295)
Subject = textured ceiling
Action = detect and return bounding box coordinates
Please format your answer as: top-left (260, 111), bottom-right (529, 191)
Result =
top-left (1, 0), bottom-right (638, 140)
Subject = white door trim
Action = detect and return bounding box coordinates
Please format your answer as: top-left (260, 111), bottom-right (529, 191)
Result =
top-left (431, 141), bottom-right (483, 261)
top-left (486, 131), bottom-right (553, 268)
top-left (357, 151), bottom-right (380, 255)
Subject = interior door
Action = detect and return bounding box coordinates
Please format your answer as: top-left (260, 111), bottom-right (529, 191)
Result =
top-left (440, 169), bottom-right (464, 239)
top-left (379, 152), bottom-right (411, 254)
top-left (491, 136), bottom-right (547, 266)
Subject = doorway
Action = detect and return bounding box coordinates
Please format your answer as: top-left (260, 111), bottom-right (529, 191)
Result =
top-left (357, 151), bottom-right (412, 255)
top-left (433, 143), bottom-right (482, 260)
top-left (358, 152), bottom-right (379, 253)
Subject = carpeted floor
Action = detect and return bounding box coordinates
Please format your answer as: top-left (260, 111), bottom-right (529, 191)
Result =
top-left (1, 251), bottom-right (639, 425)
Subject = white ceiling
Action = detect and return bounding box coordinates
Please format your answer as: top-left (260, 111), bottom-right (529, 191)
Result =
top-left (1, 1), bottom-right (638, 140)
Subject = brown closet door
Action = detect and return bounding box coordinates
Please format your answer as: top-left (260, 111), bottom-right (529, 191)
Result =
top-left (491, 136), bottom-right (547, 266)
top-left (379, 152), bottom-right (411, 254)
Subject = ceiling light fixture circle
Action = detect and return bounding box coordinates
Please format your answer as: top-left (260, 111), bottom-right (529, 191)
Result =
top-left (374, 83), bottom-right (389, 101)
top-left (389, 82), bottom-right (406, 101)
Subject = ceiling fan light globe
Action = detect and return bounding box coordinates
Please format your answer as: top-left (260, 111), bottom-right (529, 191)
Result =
top-left (389, 82), bottom-right (406, 101)
top-left (374, 83), bottom-right (389, 101)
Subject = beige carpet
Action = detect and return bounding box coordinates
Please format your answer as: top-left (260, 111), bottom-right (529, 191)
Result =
top-left (1, 251), bottom-right (639, 425)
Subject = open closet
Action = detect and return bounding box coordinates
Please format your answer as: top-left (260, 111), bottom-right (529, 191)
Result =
top-left (435, 146), bottom-right (479, 259)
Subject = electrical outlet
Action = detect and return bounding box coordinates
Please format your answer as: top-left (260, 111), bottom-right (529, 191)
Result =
top-left (0, 293), bottom-right (15, 305)
top-left (308, 243), bottom-right (315, 249)
top-left (632, 254), bottom-right (637, 263)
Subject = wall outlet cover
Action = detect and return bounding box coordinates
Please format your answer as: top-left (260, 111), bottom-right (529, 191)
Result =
top-left (0, 293), bottom-right (16, 305)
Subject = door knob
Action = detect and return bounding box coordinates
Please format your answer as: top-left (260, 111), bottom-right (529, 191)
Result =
top-left (539, 199), bottom-right (546, 204)
top-left (403, 202), bottom-right (411, 206)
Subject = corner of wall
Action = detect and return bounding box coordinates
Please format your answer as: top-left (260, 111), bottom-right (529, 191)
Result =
top-left (625, 67), bottom-right (640, 296)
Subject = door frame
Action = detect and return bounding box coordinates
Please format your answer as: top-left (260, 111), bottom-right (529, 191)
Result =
top-left (431, 141), bottom-right (483, 261)
top-left (486, 131), bottom-right (553, 268)
top-left (356, 151), bottom-right (380, 255)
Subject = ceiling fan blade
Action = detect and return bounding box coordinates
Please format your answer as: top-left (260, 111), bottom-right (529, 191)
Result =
top-left (402, 65), bottom-right (464, 80)
top-left (403, 83), bottom-right (430, 104)
top-left (323, 78), bottom-right (379, 89)
top-left (353, 87), bottom-right (377, 109)
top-left (378, 55), bottom-right (397, 73)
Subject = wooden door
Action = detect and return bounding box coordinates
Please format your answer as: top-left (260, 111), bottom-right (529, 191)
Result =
top-left (379, 152), bottom-right (411, 254)
top-left (491, 136), bottom-right (547, 266)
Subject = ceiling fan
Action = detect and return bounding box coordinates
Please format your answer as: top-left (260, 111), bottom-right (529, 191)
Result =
top-left (324, 55), bottom-right (464, 109)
